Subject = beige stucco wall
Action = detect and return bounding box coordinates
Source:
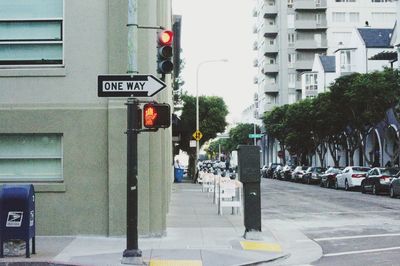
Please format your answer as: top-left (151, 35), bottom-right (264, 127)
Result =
top-left (0, 0), bottom-right (173, 237)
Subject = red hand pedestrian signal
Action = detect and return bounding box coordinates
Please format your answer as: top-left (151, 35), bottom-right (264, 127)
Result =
top-left (144, 106), bottom-right (158, 127)
top-left (142, 103), bottom-right (171, 129)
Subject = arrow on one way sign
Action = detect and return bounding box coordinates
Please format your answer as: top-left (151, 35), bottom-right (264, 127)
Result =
top-left (98, 75), bottom-right (166, 97)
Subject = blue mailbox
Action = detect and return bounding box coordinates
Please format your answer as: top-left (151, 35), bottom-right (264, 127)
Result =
top-left (0, 184), bottom-right (36, 258)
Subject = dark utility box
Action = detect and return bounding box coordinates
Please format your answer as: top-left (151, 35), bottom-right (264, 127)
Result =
top-left (243, 183), bottom-right (261, 232)
top-left (237, 145), bottom-right (261, 183)
top-left (0, 184), bottom-right (36, 258)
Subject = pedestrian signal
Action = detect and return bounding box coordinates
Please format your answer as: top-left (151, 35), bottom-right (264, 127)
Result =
top-left (143, 103), bottom-right (171, 129)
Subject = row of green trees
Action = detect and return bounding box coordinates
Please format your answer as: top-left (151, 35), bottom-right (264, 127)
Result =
top-left (206, 123), bottom-right (261, 157)
top-left (263, 68), bottom-right (400, 167)
top-left (176, 93), bottom-right (261, 175)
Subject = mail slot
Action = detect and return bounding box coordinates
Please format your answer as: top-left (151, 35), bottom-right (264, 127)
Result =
top-left (0, 184), bottom-right (36, 258)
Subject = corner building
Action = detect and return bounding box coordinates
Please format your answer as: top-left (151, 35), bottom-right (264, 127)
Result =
top-left (0, 0), bottom-right (173, 237)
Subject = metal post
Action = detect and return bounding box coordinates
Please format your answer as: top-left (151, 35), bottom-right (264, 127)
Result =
top-left (122, 0), bottom-right (142, 264)
top-left (122, 98), bottom-right (142, 265)
top-left (253, 123), bottom-right (257, 146)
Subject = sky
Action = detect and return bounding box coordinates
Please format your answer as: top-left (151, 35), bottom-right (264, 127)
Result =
top-left (172, 0), bottom-right (257, 123)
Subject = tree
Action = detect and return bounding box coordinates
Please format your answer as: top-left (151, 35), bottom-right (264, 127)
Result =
top-left (229, 123), bottom-right (261, 147)
top-left (329, 70), bottom-right (400, 165)
top-left (178, 93), bottom-right (228, 177)
top-left (284, 100), bottom-right (314, 165)
top-left (263, 105), bottom-right (290, 164)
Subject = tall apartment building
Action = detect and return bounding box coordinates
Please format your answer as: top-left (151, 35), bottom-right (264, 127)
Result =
top-left (253, 0), bottom-right (396, 115)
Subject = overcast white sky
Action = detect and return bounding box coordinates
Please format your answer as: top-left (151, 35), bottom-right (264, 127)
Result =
top-left (172, 0), bottom-right (257, 123)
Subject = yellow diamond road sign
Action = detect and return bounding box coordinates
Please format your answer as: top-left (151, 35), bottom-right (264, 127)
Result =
top-left (192, 130), bottom-right (203, 141)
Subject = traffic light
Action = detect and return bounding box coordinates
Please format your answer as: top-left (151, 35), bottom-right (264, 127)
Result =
top-left (143, 103), bottom-right (171, 129)
top-left (157, 30), bottom-right (174, 74)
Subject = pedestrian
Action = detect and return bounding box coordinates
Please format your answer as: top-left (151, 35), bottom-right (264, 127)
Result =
top-left (174, 159), bottom-right (181, 169)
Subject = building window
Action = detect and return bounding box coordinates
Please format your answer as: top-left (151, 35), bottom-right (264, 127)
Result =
top-left (0, 0), bottom-right (64, 66)
top-left (349, 12), bottom-right (359, 23)
top-left (304, 73), bottom-right (318, 98)
top-left (288, 14), bottom-right (295, 28)
top-left (288, 33), bottom-right (295, 46)
top-left (371, 0), bottom-right (393, 2)
top-left (332, 12), bottom-right (346, 23)
top-left (305, 73), bottom-right (318, 91)
top-left (372, 12), bottom-right (396, 23)
top-left (288, 53), bottom-right (296, 68)
top-left (340, 50), bottom-right (353, 72)
top-left (288, 73), bottom-right (296, 88)
top-left (335, 0), bottom-right (356, 2)
top-left (288, 0), bottom-right (293, 8)
top-left (0, 134), bottom-right (63, 182)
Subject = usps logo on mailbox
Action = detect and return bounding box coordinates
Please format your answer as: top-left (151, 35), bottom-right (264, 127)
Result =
top-left (6, 211), bottom-right (23, 227)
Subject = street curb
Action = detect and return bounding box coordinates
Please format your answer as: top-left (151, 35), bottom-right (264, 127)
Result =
top-left (234, 253), bottom-right (290, 266)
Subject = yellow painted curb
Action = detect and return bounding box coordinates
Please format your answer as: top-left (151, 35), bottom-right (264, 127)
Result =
top-left (240, 241), bottom-right (282, 252)
top-left (149, 259), bottom-right (202, 266)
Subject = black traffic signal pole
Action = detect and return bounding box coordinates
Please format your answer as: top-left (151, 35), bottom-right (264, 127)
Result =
top-left (122, 98), bottom-right (159, 264)
top-left (123, 98), bottom-right (142, 262)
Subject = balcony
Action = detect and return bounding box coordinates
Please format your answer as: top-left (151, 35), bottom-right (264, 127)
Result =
top-left (263, 23), bottom-right (278, 36)
top-left (295, 39), bottom-right (327, 50)
top-left (293, 0), bottom-right (327, 10)
top-left (263, 4), bottom-right (278, 18)
top-left (295, 60), bottom-right (313, 70)
top-left (295, 20), bottom-right (327, 30)
top-left (263, 42), bottom-right (279, 54)
top-left (263, 62), bottom-right (279, 73)
top-left (263, 83), bottom-right (279, 94)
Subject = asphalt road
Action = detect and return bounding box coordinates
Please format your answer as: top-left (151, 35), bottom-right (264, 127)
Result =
top-left (261, 178), bottom-right (400, 266)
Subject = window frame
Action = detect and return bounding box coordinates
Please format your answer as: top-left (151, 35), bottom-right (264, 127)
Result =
top-left (0, 133), bottom-right (64, 183)
top-left (0, 0), bottom-right (64, 67)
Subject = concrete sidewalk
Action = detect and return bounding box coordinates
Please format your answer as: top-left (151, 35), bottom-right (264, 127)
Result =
top-left (0, 181), bottom-right (322, 266)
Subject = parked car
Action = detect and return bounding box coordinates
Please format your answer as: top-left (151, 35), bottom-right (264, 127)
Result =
top-left (320, 167), bottom-right (344, 188)
top-left (273, 165), bottom-right (284, 179)
top-left (302, 167), bottom-right (326, 184)
top-left (361, 167), bottom-right (400, 195)
top-left (264, 163), bottom-right (282, 178)
top-left (335, 166), bottom-right (371, 190)
top-left (389, 172), bottom-right (400, 198)
top-left (291, 166), bottom-right (309, 182)
top-left (282, 165), bottom-right (295, 180)
top-left (261, 165), bottom-right (268, 178)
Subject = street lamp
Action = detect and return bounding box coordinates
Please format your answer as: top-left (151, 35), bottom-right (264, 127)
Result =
top-left (195, 59), bottom-right (228, 175)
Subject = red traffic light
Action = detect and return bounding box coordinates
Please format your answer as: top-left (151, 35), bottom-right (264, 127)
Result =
top-left (143, 103), bottom-right (171, 129)
top-left (158, 30), bottom-right (173, 45)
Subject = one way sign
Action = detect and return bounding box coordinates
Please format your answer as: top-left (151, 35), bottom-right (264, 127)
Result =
top-left (98, 75), bottom-right (166, 97)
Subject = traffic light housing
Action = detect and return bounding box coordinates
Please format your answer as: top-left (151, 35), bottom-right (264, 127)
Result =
top-left (143, 103), bottom-right (171, 129)
top-left (157, 30), bottom-right (174, 74)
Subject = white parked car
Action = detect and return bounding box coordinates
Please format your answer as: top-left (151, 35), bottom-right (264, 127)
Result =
top-left (335, 166), bottom-right (371, 190)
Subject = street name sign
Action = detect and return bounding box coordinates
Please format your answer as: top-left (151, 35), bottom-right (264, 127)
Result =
top-left (98, 75), bottom-right (166, 97)
top-left (248, 134), bottom-right (263, 138)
